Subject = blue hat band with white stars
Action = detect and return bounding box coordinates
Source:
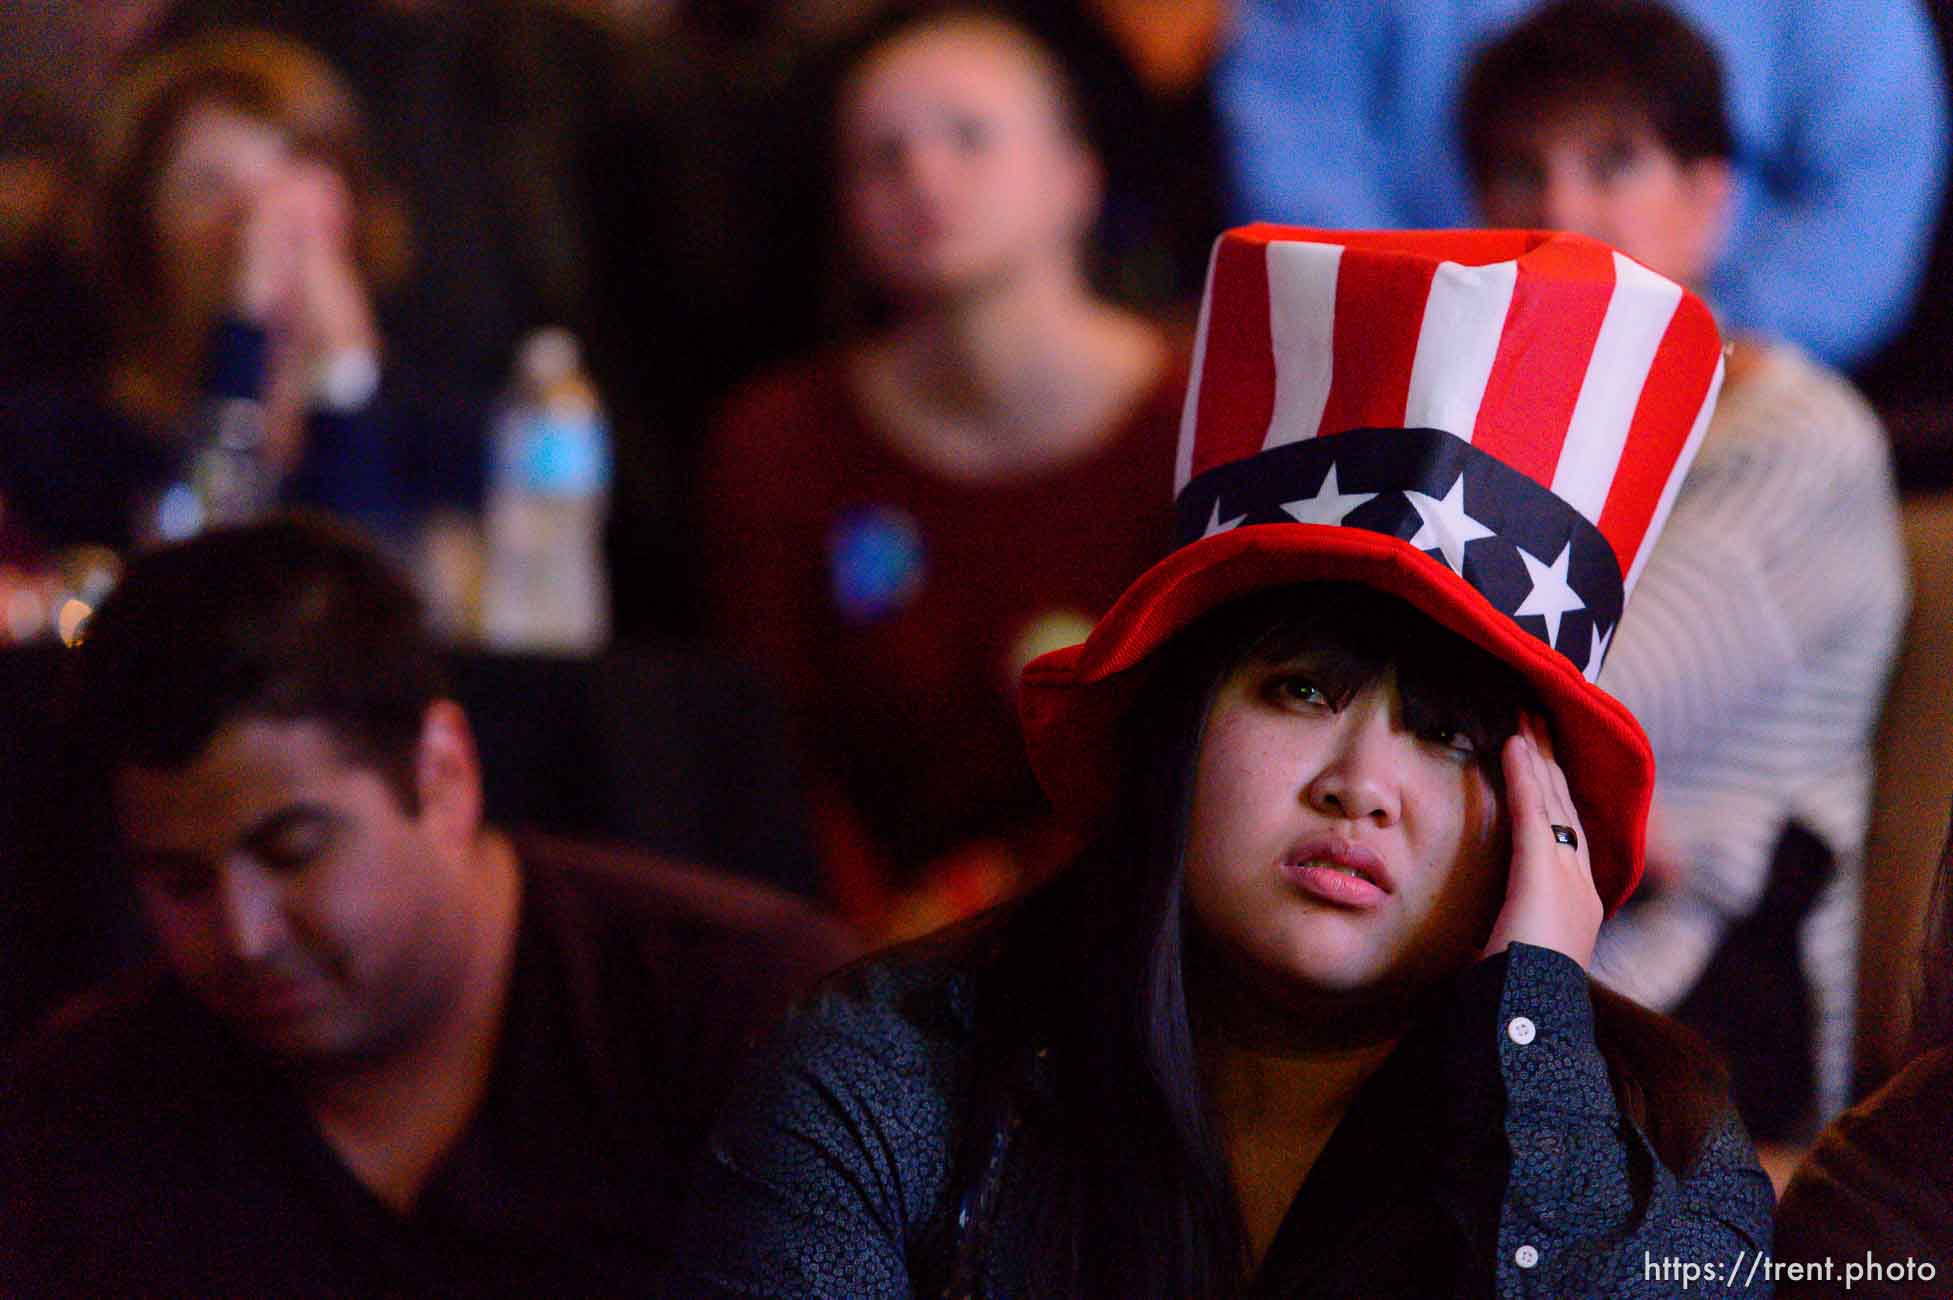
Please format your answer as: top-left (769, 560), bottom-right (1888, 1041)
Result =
top-left (1175, 427), bottom-right (1623, 680)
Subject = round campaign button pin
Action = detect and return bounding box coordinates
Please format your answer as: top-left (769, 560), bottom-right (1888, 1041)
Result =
top-left (1004, 609), bottom-right (1096, 690)
top-left (829, 506), bottom-right (926, 624)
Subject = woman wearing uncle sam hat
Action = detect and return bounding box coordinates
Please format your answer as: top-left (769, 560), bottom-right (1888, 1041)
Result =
top-left (673, 226), bottom-right (1774, 1297)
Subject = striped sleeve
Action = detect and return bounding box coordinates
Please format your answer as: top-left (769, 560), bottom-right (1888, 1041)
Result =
top-left (1593, 346), bottom-right (1906, 1122)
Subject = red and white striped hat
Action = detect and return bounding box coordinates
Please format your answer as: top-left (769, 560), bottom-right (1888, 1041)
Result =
top-left (1019, 225), bottom-right (1724, 911)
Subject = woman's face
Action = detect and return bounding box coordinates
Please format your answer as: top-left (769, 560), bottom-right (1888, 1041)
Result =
top-left (1183, 647), bottom-right (1511, 1016)
top-left (837, 21), bottom-right (1096, 301)
top-left (149, 98), bottom-right (289, 325)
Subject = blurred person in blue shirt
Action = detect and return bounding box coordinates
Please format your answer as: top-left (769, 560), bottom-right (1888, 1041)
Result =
top-left (1216, 0), bottom-right (1949, 369)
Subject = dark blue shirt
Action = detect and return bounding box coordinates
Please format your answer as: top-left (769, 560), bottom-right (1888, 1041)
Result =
top-left (0, 318), bottom-right (454, 554)
top-left (675, 942), bottom-right (1775, 1297)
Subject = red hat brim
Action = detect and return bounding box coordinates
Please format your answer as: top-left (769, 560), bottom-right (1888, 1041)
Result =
top-left (1019, 523), bottom-right (1651, 913)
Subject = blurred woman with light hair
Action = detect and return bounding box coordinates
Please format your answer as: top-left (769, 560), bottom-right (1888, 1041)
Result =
top-left (1, 29), bottom-right (417, 555)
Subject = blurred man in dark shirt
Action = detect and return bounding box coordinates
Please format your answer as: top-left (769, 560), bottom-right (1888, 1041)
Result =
top-left (0, 514), bottom-right (852, 1294)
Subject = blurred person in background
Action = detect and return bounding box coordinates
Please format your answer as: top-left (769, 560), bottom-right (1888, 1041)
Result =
top-left (1216, 0), bottom-right (1948, 371)
top-left (158, 0), bottom-right (675, 632)
top-left (1774, 800), bottom-right (1953, 1294)
top-left (155, 0), bottom-right (616, 450)
top-left (593, 0), bottom-right (1235, 637)
top-left (0, 515), bottom-right (851, 1294)
top-left (701, 2), bottom-right (1187, 939)
top-left (1461, 0), bottom-right (1908, 1178)
top-left (0, 30), bottom-right (428, 555)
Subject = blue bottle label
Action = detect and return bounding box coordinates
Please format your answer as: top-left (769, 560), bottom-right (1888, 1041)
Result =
top-left (506, 411), bottom-right (611, 496)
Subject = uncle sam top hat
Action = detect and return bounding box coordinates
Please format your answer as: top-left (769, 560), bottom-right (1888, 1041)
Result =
top-left (1018, 225), bottom-right (1725, 912)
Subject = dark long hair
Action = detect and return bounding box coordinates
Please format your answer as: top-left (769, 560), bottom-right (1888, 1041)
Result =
top-left (1910, 801), bottom-right (1953, 1055)
top-left (961, 583), bottom-right (1730, 1296)
top-left (971, 590), bottom-right (1245, 1296)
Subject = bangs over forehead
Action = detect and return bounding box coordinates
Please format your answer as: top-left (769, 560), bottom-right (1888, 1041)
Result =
top-left (1200, 583), bottom-right (1535, 760)
top-left (1113, 581), bottom-right (1540, 828)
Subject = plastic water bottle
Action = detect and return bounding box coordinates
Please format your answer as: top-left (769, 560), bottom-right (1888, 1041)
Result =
top-left (481, 328), bottom-right (612, 653)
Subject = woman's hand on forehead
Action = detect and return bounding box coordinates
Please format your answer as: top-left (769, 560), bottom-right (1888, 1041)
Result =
top-left (1482, 712), bottom-right (1602, 968)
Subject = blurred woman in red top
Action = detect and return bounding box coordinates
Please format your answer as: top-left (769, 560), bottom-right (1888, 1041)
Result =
top-left (701, 4), bottom-right (1187, 939)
